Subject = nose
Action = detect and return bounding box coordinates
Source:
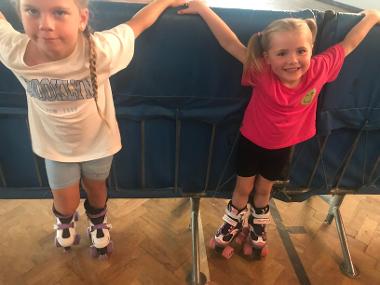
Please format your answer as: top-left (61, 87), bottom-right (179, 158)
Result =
top-left (288, 52), bottom-right (298, 63)
top-left (39, 14), bottom-right (54, 31)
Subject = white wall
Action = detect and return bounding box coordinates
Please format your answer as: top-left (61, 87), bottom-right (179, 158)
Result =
top-left (335, 0), bottom-right (380, 9)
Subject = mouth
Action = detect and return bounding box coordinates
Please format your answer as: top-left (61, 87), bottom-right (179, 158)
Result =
top-left (284, 67), bottom-right (301, 72)
top-left (40, 37), bottom-right (59, 42)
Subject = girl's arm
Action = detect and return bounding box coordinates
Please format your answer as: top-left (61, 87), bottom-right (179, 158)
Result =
top-left (178, 0), bottom-right (246, 63)
top-left (340, 9), bottom-right (380, 57)
top-left (0, 11), bottom-right (5, 20)
top-left (127, 0), bottom-right (186, 38)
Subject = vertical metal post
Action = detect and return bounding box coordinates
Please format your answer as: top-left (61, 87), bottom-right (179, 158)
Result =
top-left (324, 194), bottom-right (343, 225)
top-left (187, 197), bottom-right (207, 285)
top-left (325, 195), bottom-right (359, 278)
top-left (333, 205), bottom-right (359, 278)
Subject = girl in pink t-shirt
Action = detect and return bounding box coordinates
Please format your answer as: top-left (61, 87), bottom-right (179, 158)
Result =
top-left (179, 1), bottom-right (380, 258)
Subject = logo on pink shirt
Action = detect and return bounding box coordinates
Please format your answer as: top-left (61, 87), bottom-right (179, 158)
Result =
top-left (301, 88), bottom-right (316, 105)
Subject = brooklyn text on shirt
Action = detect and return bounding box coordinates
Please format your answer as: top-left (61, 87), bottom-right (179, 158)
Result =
top-left (25, 78), bottom-right (95, 102)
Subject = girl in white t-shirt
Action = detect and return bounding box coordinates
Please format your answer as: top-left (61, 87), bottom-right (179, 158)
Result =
top-left (179, 1), bottom-right (380, 259)
top-left (0, 0), bottom-right (185, 258)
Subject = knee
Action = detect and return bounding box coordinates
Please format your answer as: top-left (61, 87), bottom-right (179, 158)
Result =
top-left (82, 178), bottom-right (107, 193)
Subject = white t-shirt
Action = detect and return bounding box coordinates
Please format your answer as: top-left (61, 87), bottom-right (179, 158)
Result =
top-left (0, 19), bottom-right (135, 162)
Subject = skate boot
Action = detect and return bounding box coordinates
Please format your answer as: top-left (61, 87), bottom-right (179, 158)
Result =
top-left (53, 208), bottom-right (80, 251)
top-left (243, 204), bottom-right (270, 258)
top-left (85, 200), bottom-right (113, 258)
top-left (209, 201), bottom-right (247, 259)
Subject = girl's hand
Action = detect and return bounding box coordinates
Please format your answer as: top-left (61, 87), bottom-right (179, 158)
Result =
top-left (177, 0), bottom-right (208, 15)
top-left (361, 9), bottom-right (380, 24)
top-left (164, 0), bottom-right (188, 8)
top-left (0, 11), bottom-right (5, 20)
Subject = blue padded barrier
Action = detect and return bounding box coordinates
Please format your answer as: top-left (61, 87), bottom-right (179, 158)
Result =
top-left (0, 1), bottom-right (379, 200)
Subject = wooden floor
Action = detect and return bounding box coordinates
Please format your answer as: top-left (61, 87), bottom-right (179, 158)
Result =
top-left (0, 196), bottom-right (379, 284)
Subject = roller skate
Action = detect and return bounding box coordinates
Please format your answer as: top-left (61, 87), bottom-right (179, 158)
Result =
top-left (85, 201), bottom-right (113, 258)
top-left (53, 210), bottom-right (80, 251)
top-left (209, 201), bottom-right (247, 259)
top-left (243, 204), bottom-right (270, 259)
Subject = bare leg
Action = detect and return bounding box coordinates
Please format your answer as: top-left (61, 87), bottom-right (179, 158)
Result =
top-left (51, 182), bottom-right (81, 249)
top-left (82, 177), bottom-right (108, 209)
top-left (82, 177), bottom-right (112, 257)
top-left (252, 175), bottom-right (273, 208)
top-left (52, 182), bottom-right (80, 216)
top-left (231, 175), bottom-right (256, 210)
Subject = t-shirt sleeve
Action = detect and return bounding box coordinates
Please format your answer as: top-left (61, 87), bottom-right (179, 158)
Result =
top-left (312, 44), bottom-right (345, 83)
top-left (93, 23), bottom-right (135, 75)
top-left (241, 60), bottom-right (268, 87)
top-left (0, 19), bottom-right (24, 65)
top-left (241, 68), bottom-right (255, 86)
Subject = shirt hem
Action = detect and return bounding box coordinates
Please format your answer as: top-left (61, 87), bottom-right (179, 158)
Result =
top-left (32, 145), bottom-right (122, 163)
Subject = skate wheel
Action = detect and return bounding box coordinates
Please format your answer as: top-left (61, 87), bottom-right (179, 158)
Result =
top-left (209, 238), bottom-right (216, 249)
top-left (107, 241), bottom-right (113, 254)
top-left (260, 246), bottom-right (269, 257)
top-left (73, 234), bottom-right (81, 245)
top-left (90, 246), bottom-right (98, 258)
top-left (235, 229), bottom-right (248, 245)
top-left (252, 246), bottom-right (268, 259)
top-left (222, 246), bottom-right (234, 259)
top-left (243, 243), bottom-right (253, 256)
top-left (55, 238), bottom-right (61, 248)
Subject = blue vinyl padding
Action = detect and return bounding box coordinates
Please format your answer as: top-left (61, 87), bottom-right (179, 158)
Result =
top-left (0, 1), bottom-right (379, 199)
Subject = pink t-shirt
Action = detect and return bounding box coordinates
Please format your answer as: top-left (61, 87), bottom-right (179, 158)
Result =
top-left (240, 44), bottom-right (345, 149)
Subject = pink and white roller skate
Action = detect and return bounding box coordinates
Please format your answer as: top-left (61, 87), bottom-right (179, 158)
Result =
top-left (87, 209), bottom-right (113, 259)
top-left (243, 204), bottom-right (270, 259)
top-left (53, 212), bottom-right (80, 251)
top-left (209, 201), bottom-right (247, 259)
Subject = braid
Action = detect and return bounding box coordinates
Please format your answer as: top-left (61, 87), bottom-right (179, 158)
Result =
top-left (84, 26), bottom-right (110, 128)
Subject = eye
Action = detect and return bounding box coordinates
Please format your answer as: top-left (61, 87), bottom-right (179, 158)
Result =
top-left (53, 9), bottom-right (68, 17)
top-left (25, 8), bottom-right (39, 17)
top-left (297, 49), bottom-right (307, 55)
top-left (277, 51), bottom-right (286, 57)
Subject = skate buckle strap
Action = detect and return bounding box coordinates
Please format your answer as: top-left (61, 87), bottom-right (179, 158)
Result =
top-left (253, 217), bottom-right (270, 225)
top-left (222, 214), bottom-right (238, 227)
top-left (87, 208), bottom-right (107, 219)
top-left (54, 222), bottom-right (75, 230)
top-left (252, 209), bottom-right (270, 224)
top-left (90, 223), bottom-right (112, 232)
top-left (224, 206), bottom-right (244, 221)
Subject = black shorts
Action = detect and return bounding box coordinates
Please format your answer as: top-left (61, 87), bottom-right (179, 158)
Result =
top-left (237, 134), bottom-right (292, 181)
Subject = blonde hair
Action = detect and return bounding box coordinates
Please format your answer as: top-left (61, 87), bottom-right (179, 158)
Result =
top-left (13, 0), bottom-right (109, 127)
top-left (244, 18), bottom-right (317, 74)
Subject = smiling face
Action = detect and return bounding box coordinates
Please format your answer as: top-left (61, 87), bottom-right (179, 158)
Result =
top-left (19, 0), bottom-right (88, 62)
top-left (264, 29), bottom-right (313, 88)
